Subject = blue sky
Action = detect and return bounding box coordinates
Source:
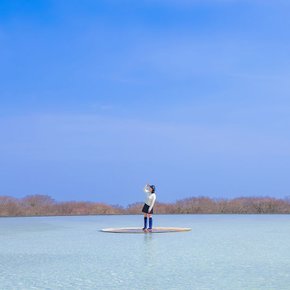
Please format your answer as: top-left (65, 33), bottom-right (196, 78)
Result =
top-left (1, 0), bottom-right (290, 205)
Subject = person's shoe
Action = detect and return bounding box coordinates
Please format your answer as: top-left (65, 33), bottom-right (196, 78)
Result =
top-left (148, 228), bottom-right (152, 232)
top-left (142, 228), bottom-right (148, 232)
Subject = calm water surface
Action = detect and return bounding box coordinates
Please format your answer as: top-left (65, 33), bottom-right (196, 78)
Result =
top-left (0, 215), bottom-right (290, 290)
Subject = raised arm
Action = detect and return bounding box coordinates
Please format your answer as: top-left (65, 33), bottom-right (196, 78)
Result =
top-left (144, 184), bottom-right (151, 193)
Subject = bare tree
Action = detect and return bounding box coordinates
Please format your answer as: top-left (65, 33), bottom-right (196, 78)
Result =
top-left (1, 194), bottom-right (290, 216)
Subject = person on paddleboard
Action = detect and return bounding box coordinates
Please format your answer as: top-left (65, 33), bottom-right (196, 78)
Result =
top-left (142, 184), bottom-right (156, 232)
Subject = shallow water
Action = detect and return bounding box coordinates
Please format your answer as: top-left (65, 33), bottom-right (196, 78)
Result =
top-left (0, 215), bottom-right (290, 290)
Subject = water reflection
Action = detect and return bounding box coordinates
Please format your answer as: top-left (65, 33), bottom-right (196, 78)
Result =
top-left (143, 232), bottom-right (153, 243)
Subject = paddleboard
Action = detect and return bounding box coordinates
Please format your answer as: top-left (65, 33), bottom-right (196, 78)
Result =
top-left (100, 227), bottom-right (191, 234)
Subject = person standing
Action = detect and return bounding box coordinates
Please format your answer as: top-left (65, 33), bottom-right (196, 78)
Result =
top-left (142, 184), bottom-right (156, 232)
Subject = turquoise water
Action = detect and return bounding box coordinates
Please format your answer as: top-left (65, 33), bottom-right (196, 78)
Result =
top-left (0, 215), bottom-right (290, 290)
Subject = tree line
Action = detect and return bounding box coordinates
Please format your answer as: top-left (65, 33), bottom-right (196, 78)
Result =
top-left (1, 195), bottom-right (290, 216)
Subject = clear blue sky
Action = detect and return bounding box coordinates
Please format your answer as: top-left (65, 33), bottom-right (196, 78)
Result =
top-left (1, 0), bottom-right (290, 205)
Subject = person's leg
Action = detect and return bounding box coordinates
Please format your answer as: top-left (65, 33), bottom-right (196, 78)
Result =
top-left (148, 214), bottom-right (153, 231)
top-left (143, 214), bottom-right (148, 230)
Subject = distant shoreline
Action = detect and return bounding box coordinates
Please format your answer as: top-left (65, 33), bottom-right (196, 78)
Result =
top-left (1, 194), bottom-right (290, 216)
top-left (1, 213), bottom-right (290, 219)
